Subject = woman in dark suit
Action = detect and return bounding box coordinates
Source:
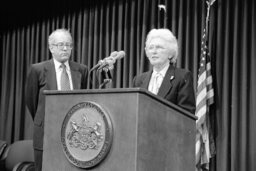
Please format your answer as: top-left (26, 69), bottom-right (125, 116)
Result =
top-left (133, 28), bottom-right (196, 114)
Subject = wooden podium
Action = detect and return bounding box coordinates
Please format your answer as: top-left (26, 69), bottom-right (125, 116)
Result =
top-left (43, 88), bottom-right (196, 171)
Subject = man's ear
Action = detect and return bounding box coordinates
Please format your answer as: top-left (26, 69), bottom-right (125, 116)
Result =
top-left (49, 45), bottom-right (54, 53)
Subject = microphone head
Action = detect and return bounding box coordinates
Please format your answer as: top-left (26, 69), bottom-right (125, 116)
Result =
top-left (116, 51), bottom-right (125, 59)
top-left (110, 51), bottom-right (118, 57)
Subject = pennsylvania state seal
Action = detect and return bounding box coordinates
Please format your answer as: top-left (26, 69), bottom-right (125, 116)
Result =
top-left (61, 101), bottom-right (113, 168)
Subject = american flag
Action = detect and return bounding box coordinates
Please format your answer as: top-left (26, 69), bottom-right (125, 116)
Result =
top-left (195, 28), bottom-right (215, 171)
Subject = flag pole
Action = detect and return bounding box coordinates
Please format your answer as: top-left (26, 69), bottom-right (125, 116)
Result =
top-left (205, 0), bottom-right (215, 38)
top-left (158, 4), bottom-right (167, 28)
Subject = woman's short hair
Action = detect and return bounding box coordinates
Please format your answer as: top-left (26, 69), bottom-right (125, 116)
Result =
top-left (145, 28), bottom-right (178, 64)
top-left (48, 28), bottom-right (72, 45)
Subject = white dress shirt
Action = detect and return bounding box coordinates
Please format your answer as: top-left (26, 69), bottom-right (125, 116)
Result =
top-left (148, 63), bottom-right (169, 94)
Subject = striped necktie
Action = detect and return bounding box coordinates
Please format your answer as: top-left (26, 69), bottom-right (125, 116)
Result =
top-left (60, 63), bottom-right (71, 90)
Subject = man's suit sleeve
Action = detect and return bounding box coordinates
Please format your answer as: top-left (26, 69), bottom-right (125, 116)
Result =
top-left (81, 65), bottom-right (89, 89)
top-left (177, 71), bottom-right (196, 114)
top-left (25, 65), bottom-right (39, 120)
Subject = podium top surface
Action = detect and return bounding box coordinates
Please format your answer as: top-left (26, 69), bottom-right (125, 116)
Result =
top-left (44, 88), bottom-right (197, 120)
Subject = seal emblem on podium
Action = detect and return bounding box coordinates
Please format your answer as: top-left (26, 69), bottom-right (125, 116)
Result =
top-left (61, 101), bottom-right (113, 168)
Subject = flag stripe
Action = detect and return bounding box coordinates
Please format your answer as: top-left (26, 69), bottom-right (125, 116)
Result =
top-left (206, 75), bottom-right (212, 85)
top-left (198, 71), bottom-right (206, 86)
top-left (196, 88), bottom-right (207, 106)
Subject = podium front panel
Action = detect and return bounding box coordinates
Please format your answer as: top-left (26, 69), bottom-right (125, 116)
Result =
top-left (43, 89), bottom-right (195, 171)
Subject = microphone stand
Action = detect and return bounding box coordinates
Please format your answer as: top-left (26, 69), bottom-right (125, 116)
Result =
top-left (89, 66), bottom-right (112, 89)
top-left (99, 68), bottom-right (112, 89)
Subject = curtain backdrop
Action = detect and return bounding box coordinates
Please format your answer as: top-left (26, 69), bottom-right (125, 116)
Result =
top-left (0, 0), bottom-right (255, 170)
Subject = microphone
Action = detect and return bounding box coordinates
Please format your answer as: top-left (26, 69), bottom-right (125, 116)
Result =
top-left (97, 51), bottom-right (125, 70)
top-left (90, 51), bottom-right (125, 72)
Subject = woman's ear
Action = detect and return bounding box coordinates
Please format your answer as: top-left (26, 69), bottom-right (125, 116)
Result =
top-left (145, 47), bottom-right (150, 58)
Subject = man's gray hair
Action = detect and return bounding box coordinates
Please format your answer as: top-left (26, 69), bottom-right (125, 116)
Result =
top-left (48, 28), bottom-right (72, 45)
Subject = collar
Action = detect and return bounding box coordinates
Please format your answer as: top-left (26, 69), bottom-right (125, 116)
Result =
top-left (152, 63), bottom-right (170, 77)
top-left (53, 58), bottom-right (70, 71)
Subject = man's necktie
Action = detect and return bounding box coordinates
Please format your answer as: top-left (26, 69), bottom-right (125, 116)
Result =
top-left (60, 63), bottom-right (71, 90)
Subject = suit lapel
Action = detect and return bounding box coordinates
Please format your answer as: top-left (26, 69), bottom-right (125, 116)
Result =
top-left (141, 70), bottom-right (153, 89)
top-left (69, 61), bottom-right (81, 89)
top-left (45, 60), bottom-right (57, 90)
top-left (157, 65), bottom-right (175, 98)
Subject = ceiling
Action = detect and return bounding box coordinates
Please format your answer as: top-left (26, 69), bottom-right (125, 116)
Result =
top-left (0, 0), bottom-right (96, 32)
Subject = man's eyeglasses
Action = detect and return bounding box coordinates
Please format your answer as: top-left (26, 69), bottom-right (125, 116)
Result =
top-left (52, 43), bottom-right (73, 50)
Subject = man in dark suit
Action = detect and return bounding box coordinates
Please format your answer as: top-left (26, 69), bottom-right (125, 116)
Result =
top-left (25, 28), bottom-right (88, 171)
top-left (133, 28), bottom-right (196, 114)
